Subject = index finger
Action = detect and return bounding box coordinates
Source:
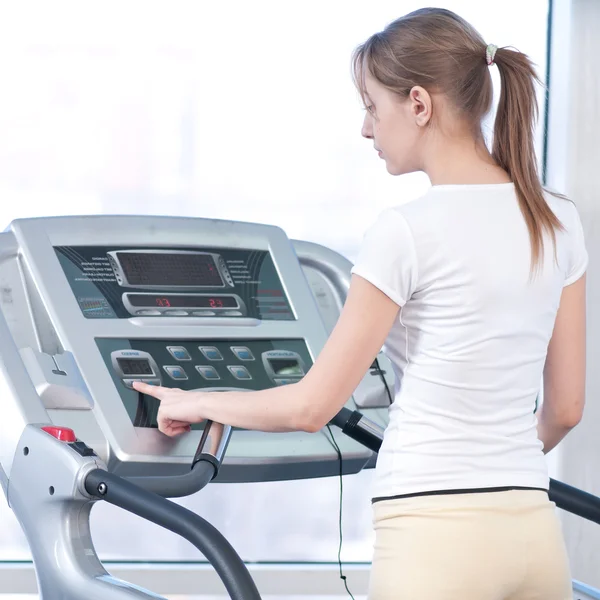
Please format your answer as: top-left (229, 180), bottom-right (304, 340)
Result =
top-left (132, 381), bottom-right (167, 399)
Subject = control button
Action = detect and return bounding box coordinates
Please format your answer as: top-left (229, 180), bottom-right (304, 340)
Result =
top-left (199, 347), bottom-right (223, 361)
top-left (41, 426), bottom-right (77, 443)
top-left (274, 378), bottom-right (296, 386)
top-left (141, 378), bottom-right (161, 386)
top-left (163, 366), bottom-right (189, 380)
top-left (123, 378), bottom-right (143, 389)
top-left (165, 310), bottom-right (189, 317)
top-left (230, 346), bottom-right (254, 361)
top-left (192, 311), bottom-right (216, 317)
top-left (195, 366), bottom-right (221, 381)
top-left (167, 346), bottom-right (192, 361)
top-left (220, 310), bottom-right (243, 317)
top-left (69, 440), bottom-right (96, 457)
top-left (227, 366), bottom-right (252, 380)
top-left (136, 310), bottom-right (161, 316)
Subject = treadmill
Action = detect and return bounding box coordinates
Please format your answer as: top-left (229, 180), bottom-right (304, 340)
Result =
top-left (0, 215), bottom-right (597, 599)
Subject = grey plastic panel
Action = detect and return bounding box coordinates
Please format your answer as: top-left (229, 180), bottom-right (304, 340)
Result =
top-left (291, 239), bottom-right (351, 334)
top-left (8, 425), bottom-right (167, 599)
top-left (2, 216), bottom-right (374, 487)
top-left (292, 239), bottom-right (394, 424)
top-left (0, 235), bottom-right (50, 484)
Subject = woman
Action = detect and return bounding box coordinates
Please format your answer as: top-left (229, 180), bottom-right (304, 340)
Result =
top-left (134, 8), bottom-right (587, 599)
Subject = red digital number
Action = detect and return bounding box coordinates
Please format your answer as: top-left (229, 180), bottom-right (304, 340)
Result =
top-left (156, 298), bottom-right (171, 307)
top-left (209, 298), bottom-right (223, 308)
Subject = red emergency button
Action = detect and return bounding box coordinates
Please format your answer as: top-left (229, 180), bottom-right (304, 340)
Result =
top-left (42, 426), bottom-right (77, 443)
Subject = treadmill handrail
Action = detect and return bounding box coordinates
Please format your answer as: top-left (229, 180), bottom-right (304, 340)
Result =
top-left (124, 459), bottom-right (214, 499)
top-left (548, 479), bottom-right (600, 526)
top-left (124, 420), bottom-right (232, 498)
top-left (331, 407), bottom-right (600, 526)
top-left (85, 468), bottom-right (261, 600)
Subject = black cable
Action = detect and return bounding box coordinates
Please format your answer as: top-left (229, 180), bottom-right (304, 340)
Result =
top-left (371, 358), bottom-right (394, 406)
top-left (134, 391), bottom-right (150, 427)
top-left (325, 424), bottom-right (356, 600)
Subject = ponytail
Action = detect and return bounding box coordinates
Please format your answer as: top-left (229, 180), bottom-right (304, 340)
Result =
top-left (492, 48), bottom-right (564, 275)
top-left (352, 8), bottom-right (564, 276)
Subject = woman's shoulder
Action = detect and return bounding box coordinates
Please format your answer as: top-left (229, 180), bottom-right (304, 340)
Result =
top-left (543, 189), bottom-right (579, 218)
top-left (542, 190), bottom-right (586, 244)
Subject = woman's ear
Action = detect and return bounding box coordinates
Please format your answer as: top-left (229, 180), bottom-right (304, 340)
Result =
top-left (408, 86), bottom-right (432, 127)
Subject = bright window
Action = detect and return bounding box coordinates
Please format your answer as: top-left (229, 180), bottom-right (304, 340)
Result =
top-left (0, 0), bottom-right (550, 562)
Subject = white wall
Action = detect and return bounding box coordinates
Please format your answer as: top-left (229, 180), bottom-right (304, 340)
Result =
top-left (546, 0), bottom-right (600, 588)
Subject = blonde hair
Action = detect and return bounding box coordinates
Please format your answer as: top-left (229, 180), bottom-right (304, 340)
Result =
top-left (352, 7), bottom-right (563, 274)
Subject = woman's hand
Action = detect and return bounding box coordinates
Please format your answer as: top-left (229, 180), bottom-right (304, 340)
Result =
top-left (132, 381), bottom-right (205, 437)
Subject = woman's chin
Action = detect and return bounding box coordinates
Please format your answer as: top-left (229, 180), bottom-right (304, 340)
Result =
top-left (384, 162), bottom-right (403, 176)
top-left (385, 162), bottom-right (417, 177)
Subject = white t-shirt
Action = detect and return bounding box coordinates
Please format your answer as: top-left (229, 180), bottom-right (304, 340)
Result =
top-left (351, 183), bottom-right (588, 500)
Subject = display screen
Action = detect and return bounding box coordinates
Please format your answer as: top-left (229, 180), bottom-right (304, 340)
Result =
top-left (117, 358), bottom-right (155, 376)
top-left (116, 252), bottom-right (224, 287)
top-left (55, 245), bottom-right (296, 321)
top-left (127, 294), bottom-right (238, 309)
top-left (268, 358), bottom-right (304, 376)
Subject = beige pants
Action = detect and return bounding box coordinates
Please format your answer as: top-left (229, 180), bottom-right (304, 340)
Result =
top-left (369, 489), bottom-right (572, 600)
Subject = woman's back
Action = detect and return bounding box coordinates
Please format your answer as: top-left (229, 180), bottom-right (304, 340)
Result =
top-left (352, 183), bottom-right (588, 499)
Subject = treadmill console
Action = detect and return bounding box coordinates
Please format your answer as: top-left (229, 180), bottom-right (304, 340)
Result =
top-left (0, 215), bottom-right (391, 487)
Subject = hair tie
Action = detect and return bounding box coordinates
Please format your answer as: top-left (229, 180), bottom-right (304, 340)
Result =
top-left (486, 44), bottom-right (498, 66)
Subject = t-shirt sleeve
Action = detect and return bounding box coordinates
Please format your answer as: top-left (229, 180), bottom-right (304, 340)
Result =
top-left (350, 208), bottom-right (418, 307)
top-left (564, 202), bottom-right (588, 287)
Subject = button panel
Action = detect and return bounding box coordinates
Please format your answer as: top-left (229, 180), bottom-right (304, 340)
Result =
top-left (107, 342), bottom-right (311, 415)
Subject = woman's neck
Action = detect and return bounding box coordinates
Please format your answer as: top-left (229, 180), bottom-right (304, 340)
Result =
top-left (422, 133), bottom-right (512, 186)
